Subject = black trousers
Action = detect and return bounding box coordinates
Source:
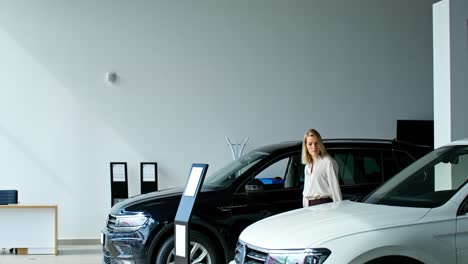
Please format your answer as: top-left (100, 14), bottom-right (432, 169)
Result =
top-left (308, 197), bottom-right (333, 206)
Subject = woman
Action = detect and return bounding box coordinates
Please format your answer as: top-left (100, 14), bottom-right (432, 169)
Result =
top-left (302, 128), bottom-right (342, 207)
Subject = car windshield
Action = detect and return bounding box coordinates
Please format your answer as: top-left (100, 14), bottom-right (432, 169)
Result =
top-left (203, 151), bottom-right (270, 188)
top-left (364, 145), bottom-right (468, 208)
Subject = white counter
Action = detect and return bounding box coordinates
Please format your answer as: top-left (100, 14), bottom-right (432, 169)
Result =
top-left (0, 205), bottom-right (57, 255)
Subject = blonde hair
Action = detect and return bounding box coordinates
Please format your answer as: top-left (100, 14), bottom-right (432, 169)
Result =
top-left (301, 128), bottom-right (328, 164)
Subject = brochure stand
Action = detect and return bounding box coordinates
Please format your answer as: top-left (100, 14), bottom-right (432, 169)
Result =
top-left (140, 162), bottom-right (158, 194)
top-left (110, 162), bottom-right (128, 206)
top-left (174, 164), bottom-right (209, 264)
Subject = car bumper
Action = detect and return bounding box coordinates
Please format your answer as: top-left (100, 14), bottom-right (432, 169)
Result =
top-left (101, 228), bottom-right (147, 264)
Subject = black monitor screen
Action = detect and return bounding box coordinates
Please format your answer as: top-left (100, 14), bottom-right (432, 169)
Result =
top-left (396, 120), bottom-right (434, 148)
top-left (0, 190), bottom-right (18, 205)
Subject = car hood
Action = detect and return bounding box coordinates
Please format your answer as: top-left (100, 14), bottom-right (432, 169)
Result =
top-left (239, 200), bottom-right (430, 249)
top-left (110, 187), bottom-right (184, 214)
top-left (110, 186), bottom-right (221, 214)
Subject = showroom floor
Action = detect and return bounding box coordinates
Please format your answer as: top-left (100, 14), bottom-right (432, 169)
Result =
top-left (0, 245), bottom-right (101, 264)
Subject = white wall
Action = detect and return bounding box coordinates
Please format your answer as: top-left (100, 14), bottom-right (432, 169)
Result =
top-left (0, 0), bottom-right (435, 239)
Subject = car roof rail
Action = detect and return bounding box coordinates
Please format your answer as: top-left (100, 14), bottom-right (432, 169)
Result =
top-left (323, 138), bottom-right (393, 144)
top-left (391, 138), bottom-right (433, 149)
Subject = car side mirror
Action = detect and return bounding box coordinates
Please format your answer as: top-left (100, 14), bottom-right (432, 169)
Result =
top-left (245, 179), bottom-right (264, 193)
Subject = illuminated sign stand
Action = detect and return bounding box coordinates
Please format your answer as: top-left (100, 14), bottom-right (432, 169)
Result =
top-left (174, 164), bottom-right (209, 264)
top-left (110, 162), bottom-right (128, 206)
top-left (140, 162), bottom-right (158, 194)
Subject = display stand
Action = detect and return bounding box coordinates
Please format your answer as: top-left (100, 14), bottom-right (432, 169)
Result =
top-left (174, 164), bottom-right (209, 264)
top-left (140, 162), bottom-right (158, 194)
top-left (110, 162), bottom-right (128, 206)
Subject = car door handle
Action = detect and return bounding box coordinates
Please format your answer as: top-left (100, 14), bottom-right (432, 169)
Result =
top-left (217, 205), bottom-right (248, 211)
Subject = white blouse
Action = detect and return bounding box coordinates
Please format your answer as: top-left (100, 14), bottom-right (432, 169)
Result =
top-left (302, 155), bottom-right (342, 202)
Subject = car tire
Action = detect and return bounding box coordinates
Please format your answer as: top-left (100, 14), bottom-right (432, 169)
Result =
top-left (366, 256), bottom-right (423, 264)
top-left (155, 231), bottom-right (220, 264)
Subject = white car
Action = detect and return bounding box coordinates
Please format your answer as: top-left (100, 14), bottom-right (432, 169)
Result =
top-left (230, 139), bottom-right (468, 264)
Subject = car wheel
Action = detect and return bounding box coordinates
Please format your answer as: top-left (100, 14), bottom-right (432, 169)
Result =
top-left (155, 231), bottom-right (220, 264)
top-left (366, 256), bottom-right (423, 264)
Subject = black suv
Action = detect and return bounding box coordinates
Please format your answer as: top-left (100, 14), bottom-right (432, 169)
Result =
top-left (101, 139), bottom-right (431, 264)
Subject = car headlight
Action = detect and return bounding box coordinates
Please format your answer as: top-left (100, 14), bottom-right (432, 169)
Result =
top-left (267, 248), bottom-right (331, 264)
top-left (111, 214), bottom-right (149, 232)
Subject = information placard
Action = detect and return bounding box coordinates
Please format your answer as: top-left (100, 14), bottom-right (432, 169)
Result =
top-left (140, 162), bottom-right (158, 194)
top-left (110, 162), bottom-right (128, 206)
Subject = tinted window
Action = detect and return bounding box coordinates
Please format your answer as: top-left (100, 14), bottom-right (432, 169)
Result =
top-left (395, 151), bottom-right (415, 169)
top-left (331, 150), bottom-right (382, 185)
top-left (382, 150), bottom-right (416, 180)
top-left (382, 151), bottom-right (399, 181)
top-left (364, 146), bottom-right (468, 208)
top-left (460, 196), bottom-right (468, 215)
top-left (255, 158), bottom-right (288, 186)
top-left (204, 151), bottom-right (269, 188)
top-left (254, 154), bottom-right (303, 190)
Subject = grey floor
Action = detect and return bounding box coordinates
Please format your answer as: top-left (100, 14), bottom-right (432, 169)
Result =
top-left (0, 245), bottom-right (102, 264)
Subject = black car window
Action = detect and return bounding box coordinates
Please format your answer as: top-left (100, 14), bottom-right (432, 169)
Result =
top-left (382, 150), bottom-right (416, 181)
top-left (459, 195), bottom-right (468, 216)
top-left (332, 152), bottom-right (354, 184)
top-left (254, 154), bottom-right (303, 190)
top-left (204, 151), bottom-right (269, 188)
top-left (395, 150), bottom-right (416, 169)
top-left (330, 150), bottom-right (383, 185)
top-left (289, 154), bottom-right (305, 188)
top-left (382, 150), bottom-right (399, 181)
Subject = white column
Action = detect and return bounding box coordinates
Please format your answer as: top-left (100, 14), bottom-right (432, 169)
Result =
top-left (433, 0), bottom-right (468, 148)
top-left (433, 0), bottom-right (468, 189)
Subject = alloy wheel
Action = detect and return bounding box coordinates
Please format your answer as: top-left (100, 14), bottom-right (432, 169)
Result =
top-left (165, 241), bottom-right (212, 264)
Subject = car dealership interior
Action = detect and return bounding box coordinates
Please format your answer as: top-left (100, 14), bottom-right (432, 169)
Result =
top-left (1, 0), bottom-right (467, 264)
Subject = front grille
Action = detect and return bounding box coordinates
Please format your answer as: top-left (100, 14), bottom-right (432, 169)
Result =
top-left (103, 251), bottom-right (118, 264)
top-left (107, 214), bottom-right (117, 230)
top-left (245, 246), bottom-right (267, 264)
top-left (234, 241), bottom-right (268, 264)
